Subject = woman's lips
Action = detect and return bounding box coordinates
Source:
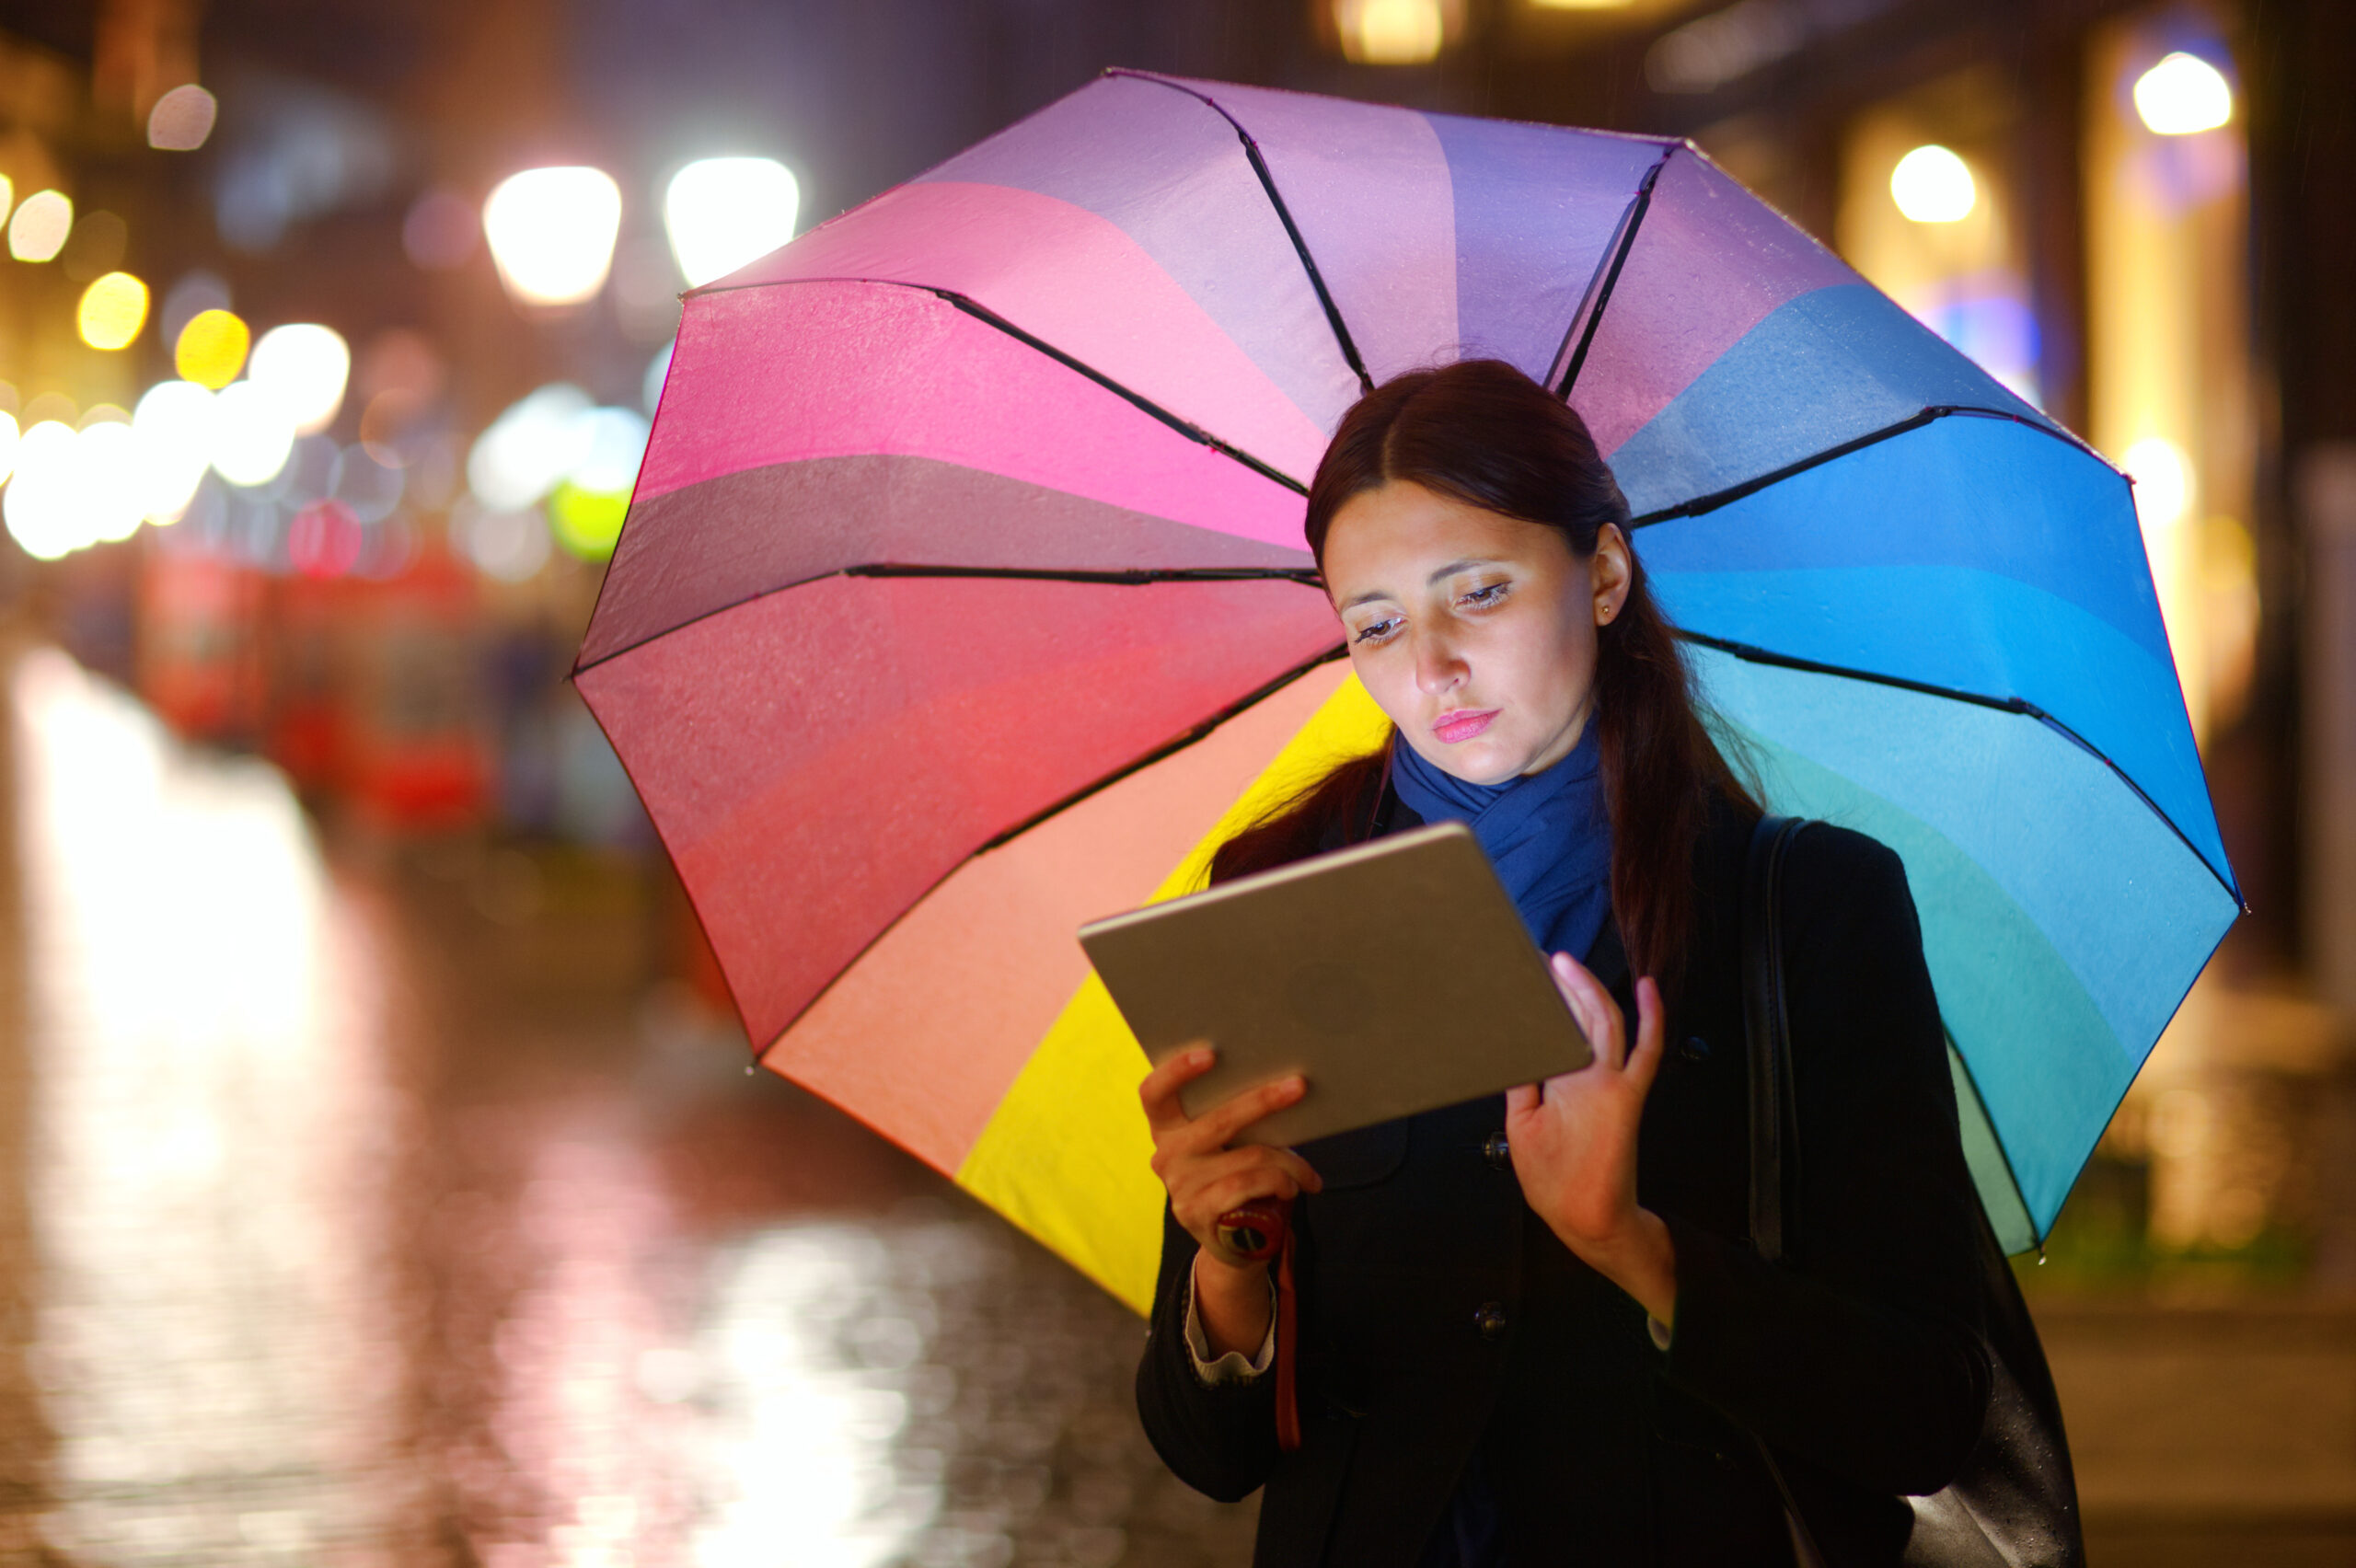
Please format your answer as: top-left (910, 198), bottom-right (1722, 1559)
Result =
top-left (1433, 709), bottom-right (1498, 744)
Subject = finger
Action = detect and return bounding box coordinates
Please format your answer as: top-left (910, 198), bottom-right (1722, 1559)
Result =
top-left (1182, 1073), bottom-right (1310, 1153)
top-left (1277, 1147), bottom-right (1324, 1195)
top-left (1138, 1044), bottom-right (1218, 1133)
top-left (1504, 1081), bottom-right (1540, 1119)
top-left (1552, 952), bottom-right (1626, 1070)
top-left (1169, 1144), bottom-right (1317, 1220)
top-left (1623, 976), bottom-right (1668, 1096)
top-left (1193, 1162), bottom-right (1304, 1224)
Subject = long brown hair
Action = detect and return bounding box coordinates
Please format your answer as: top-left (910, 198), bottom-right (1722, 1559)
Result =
top-left (1210, 359), bottom-right (1757, 985)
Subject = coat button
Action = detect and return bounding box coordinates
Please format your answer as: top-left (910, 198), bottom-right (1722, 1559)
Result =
top-left (1680, 1035), bottom-right (1712, 1063)
top-left (1473, 1301), bottom-right (1508, 1341)
top-left (1482, 1131), bottom-right (1510, 1170)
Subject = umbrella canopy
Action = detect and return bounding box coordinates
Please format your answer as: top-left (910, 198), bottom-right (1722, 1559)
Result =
top-left (575, 71), bottom-right (2239, 1310)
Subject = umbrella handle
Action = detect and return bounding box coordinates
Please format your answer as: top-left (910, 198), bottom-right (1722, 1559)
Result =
top-left (1211, 1198), bottom-right (1290, 1265)
top-left (1210, 1197), bottom-right (1300, 1452)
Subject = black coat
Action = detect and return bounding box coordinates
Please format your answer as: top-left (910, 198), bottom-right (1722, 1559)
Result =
top-left (1135, 789), bottom-right (1994, 1566)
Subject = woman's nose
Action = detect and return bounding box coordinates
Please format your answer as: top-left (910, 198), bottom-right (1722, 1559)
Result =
top-left (1413, 629), bottom-right (1467, 694)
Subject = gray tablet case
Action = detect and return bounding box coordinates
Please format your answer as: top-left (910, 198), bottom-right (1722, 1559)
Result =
top-left (1078, 822), bottom-right (1591, 1147)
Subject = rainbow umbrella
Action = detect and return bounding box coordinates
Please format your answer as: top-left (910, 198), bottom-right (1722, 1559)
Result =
top-left (574, 71), bottom-right (2238, 1310)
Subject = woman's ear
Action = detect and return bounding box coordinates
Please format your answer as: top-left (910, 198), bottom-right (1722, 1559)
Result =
top-left (1591, 523), bottom-right (1634, 626)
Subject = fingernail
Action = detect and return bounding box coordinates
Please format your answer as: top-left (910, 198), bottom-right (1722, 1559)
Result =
top-left (1190, 1047), bottom-right (1214, 1066)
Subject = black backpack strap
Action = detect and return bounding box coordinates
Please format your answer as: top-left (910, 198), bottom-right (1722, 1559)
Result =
top-left (1740, 814), bottom-right (1831, 1568)
top-left (1742, 814), bottom-right (1809, 1263)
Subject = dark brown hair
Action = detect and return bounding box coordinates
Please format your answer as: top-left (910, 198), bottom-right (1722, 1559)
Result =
top-left (1209, 359), bottom-right (1758, 986)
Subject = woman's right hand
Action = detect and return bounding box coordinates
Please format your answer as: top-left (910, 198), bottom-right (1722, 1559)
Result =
top-left (1139, 1047), bottom-right (1322, 1356)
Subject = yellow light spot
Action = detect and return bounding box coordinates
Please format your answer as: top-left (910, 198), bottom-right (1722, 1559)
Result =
top-left (548, 481), bottom-right (629, 560)
top-left (1336, 0), bottom-right (1448, 63)
top-left (175, 308), bottom-right (250, 389)
top-left (1890, 144), bottom-right (1976, 224)
top-left (75, 271), bottom-right (149, 351)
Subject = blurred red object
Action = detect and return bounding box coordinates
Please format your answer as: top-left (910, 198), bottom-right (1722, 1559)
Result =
top-left (341, 544), bottom-right (492, 831)
top-left (138, 547), bottom-right (269, 743)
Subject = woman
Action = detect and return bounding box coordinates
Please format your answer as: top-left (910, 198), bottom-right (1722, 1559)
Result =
top-left (1134, 361), bottom-right (1993, 1566)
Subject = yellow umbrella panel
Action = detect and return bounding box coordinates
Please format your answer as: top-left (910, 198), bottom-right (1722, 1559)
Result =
top-left (760, 663), bottom-right (1391, 1314)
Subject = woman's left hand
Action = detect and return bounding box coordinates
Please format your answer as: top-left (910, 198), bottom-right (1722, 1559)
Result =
top-left (1506, 956), bottom-right (1678, 1326)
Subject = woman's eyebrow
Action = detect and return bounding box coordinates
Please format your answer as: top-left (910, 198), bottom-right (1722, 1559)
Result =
top-left (1337, 559), bottom-right (1509, 612)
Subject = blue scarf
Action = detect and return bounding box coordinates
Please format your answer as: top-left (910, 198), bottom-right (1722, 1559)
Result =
top-left (1388, 718), bottom-right (1612, 963)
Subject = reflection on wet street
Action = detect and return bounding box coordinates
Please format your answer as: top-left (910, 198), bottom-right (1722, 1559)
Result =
top-left (3, 645), bottom-right (1256, 1566)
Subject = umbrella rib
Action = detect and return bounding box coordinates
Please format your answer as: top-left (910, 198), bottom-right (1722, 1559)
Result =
top-left (1552, 148), bottom-right (1673, 399)
top-left (973, 640), bottom-right (1349, 856)
top-left (842, 563), bottom-right (1324, 586)
top-left (571, 564), bottom-right (1325, 677)
top-left (933, 289), bottom-right (1311, 496)
top-left (1630, 405), bottom-right (2099, 528)
top-left (1104, 68), bottom-right (1376, 398)
top-left (1680, 629), bottom-right (2246, 907)
top-left (747, 640), bottom-right (1350, 1067)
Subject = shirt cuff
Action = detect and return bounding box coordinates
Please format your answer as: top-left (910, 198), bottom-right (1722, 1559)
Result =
top-left (1183, 1263), bottom-right (1278, 1385)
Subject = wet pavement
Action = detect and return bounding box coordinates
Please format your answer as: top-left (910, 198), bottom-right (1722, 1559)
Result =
top-left (0, 644), bottom-right (1259, 1566)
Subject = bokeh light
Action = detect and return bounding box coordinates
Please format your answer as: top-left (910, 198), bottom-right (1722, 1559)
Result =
top-left (209, 381), bottom-right (297, 488)
top-left (146, 84), bottom-right (219, 150)
top-left (664, 157), bottom-right (800, 288)
top-left (482, 167), bottom-right (623, 306)
top-left (21, 392), bottom-right (74, 428)
top-left (455, 498), bottom-right (552, 582)
top-left (60, 210), bottom-right (126, 282)
top-left (133, 381), bottom-right (217, 522)
top-left (570, 406), bottom-right (651, 496)
top-left (2125, 436), bottom-right (2192, 531)
top-left (75, 271), bottom-right (149, 351)
top-left (8, 190), bottom-right (73, 262)
top-left (287, 500), bottom-right (364, 578)
top-left (159, 271), bottom-right (232, 346)
top-left (467, 384), bottom-right (595, 511)
top-left (4, 421), bottom-right (81, 559)
top-left (549, 482), bottom-right (629, 561)
top-left (248, 323), bottom-right (352, 434)
top-left (176, 308), bottom-right (252, 388)
top-left (0, 411), bottom-right (17, 485)
top-left (74, 421), bottom-right (147, 545)
top-left (2134, 52), bottom-right (2234, 136)
top-left (1334, 0), bottom-right (1447, 64)
top-left (1890, 144), bottom-right (1977, 224)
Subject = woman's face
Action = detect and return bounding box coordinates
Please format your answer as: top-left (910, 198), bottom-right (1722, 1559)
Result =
top-left (1322, 480), bottom-right (1630, 787)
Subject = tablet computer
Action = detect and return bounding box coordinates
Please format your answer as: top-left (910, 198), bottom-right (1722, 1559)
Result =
top-left (1078, 822), bottom-right (1590, 1147)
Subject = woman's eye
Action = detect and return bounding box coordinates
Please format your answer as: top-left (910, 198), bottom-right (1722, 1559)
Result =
top-left (1459, 582), bottom-right (1509, 608)
top-left (1352, 617), bottom-right (1399, 644)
